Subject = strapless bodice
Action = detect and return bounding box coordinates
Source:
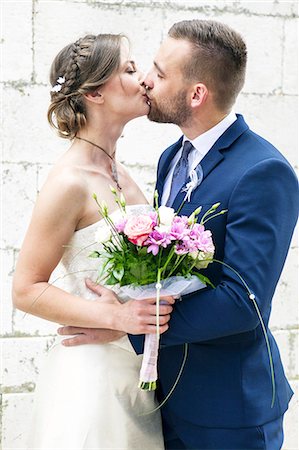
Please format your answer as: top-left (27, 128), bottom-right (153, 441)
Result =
top-left (50, 204), bottom-right (153, 300)
top-left (50, 218), bottom-right (106, 301)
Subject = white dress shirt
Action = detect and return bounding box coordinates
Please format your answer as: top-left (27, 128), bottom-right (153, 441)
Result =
top-left (161, 111), bottom-right (237, 206)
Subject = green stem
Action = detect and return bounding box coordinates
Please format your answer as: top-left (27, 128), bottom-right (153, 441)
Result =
top-left (139, 343), bottom-right (189, 415)
top-left (211, 259), bottom-right (251, 292)
top-left (201, 210), bottom-right (228, 225)
top-left (166, 255), bottom-right (181, 278)
top-left (199, 205), bottom-right (216, 224)
top-left (176, 197), bottom-right (187, 215)
top-left (138, 381), bottom-right (157, 391)
top-left (187, 254), bottom-right (200, 273)
top-left (158, 247), bottom-right (163, 270)
top-left (251, 297), bottom-right (276, 408)
top-left (167, 254), bottom-right (188, 278)
top-left (161, 247), bottom-right (176, 278)
top-left (211, 258), bottom-right (276, 408)
top-left (93, 195), bottom-right (124, 249)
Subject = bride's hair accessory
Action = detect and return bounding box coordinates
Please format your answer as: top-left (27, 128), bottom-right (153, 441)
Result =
top-left (50, 76), bottom-right (66, 93)
top-left (48, 34), bottom-right (125, 140)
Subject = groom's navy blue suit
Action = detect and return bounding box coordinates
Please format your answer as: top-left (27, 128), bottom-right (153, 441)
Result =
top-left (130, 115), bottom-right (298, 449)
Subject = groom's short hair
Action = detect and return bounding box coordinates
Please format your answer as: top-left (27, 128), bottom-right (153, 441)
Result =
top-left (168, 20), bottom-right (247, 112)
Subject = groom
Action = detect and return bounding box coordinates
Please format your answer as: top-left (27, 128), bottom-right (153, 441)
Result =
top-left (59, 20), bottom-right (298, 449)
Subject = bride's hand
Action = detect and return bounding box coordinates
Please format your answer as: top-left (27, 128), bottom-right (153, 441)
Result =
top-left (85, 278), bottom-right (175, 335)
top-left (85, 278), bottom-right (121, 304)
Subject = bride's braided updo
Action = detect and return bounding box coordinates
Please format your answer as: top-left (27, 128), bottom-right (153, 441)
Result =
top-left (48, 34), bottom-right (124, 139)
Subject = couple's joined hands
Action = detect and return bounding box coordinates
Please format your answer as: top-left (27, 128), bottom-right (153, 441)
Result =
top-left (58, 278), bottom-right (174, 346)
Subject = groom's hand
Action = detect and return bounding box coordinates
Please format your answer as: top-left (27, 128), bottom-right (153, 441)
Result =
top-left (57, 326), bottom-right (125, 346)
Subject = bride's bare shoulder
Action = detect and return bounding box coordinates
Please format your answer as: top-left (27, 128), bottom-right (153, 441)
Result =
top-left (39, 163), bottom-right (88, 204)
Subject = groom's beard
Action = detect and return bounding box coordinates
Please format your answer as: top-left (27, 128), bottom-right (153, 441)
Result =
top-left (147, 88), bottom-right (192, 126)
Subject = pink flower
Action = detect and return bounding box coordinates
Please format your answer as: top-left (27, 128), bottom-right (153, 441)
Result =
top-left (146, 229), bottom-right (173, 255)
top-left (147, 244), bottom-right (160, 256)
top-left (189, 223), bottom-right (205, 237)
top-left (190, 224), bottom-right (215, 253)
top-left (115, 218), bottom-right (127, 233)
top-left (175, 243), bottom-right (190, 255)
top-left (173, 215), bottom-right (189, 225)
top-left (170, 218), bottom-right (190, 241)
top-left (149, 211), bottom-right (158, 227)
top-left (124, 214), bottom-right (154, 246)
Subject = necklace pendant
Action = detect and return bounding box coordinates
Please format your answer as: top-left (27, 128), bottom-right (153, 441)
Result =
top-left (75, 136), bottom-right (122, 190)
top-left (111, 161), bottom-right (122, 191)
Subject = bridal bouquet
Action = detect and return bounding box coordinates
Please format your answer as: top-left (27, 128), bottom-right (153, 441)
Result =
top-left (90, 188), bottom-right (226, 391)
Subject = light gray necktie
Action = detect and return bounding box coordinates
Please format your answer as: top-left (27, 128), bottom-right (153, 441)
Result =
top-left (166, 140), bottom-right (194, 207)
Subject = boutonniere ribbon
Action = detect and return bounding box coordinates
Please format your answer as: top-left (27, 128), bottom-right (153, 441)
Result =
top-left (182, 164), bottom-right (203, 202)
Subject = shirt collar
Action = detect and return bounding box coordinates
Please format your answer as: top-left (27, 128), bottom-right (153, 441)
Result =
top-left (183, 110), bottom-right (237, 158)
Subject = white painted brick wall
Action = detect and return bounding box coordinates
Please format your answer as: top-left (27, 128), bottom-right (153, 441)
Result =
top-left (1, 1), bottom-right (298, 449)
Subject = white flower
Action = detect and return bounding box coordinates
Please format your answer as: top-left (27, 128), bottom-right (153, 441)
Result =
top-left (50, 76), bottom-right (65, 93)
top-left (190, 251), bottom-right (214, 269)
top-left (51, 84), bottom-right (62, 93)
top-left (95, 225), bottom-right (111, 243)
top-left (158, 206), bottom-right (175, 226)
top-left (156, 224), bottom-right (171, 234)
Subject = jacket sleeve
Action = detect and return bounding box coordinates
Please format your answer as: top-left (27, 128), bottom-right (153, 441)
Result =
top-left (159, 158), bottom-right (298, 346)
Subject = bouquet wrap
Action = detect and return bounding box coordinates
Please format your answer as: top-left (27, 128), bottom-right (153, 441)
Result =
top-left (117, 276), bottom-right (206, 389)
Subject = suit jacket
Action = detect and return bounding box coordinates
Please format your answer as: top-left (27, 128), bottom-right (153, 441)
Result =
top-left (129, 114), bottom-right (298, 436)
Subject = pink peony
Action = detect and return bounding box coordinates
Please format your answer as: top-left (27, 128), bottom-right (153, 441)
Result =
top-left (124, 214), bottom-right (154, 246)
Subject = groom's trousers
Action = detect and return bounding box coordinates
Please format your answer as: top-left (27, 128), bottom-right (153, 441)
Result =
top-left (164, 415), bottom-right (284, 450)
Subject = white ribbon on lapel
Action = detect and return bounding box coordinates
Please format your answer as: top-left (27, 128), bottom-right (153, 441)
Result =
top-left (182, 164), bottom-right (203, 202)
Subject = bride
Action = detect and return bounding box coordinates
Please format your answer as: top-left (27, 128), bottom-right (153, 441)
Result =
top-left (12, 33), bottom-right (173, 449)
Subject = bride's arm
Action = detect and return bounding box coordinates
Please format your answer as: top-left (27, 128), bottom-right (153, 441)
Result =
top-left (12, 169), bottom-right (173, 334)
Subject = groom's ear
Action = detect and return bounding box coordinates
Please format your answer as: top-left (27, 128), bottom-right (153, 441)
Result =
top-left (190, 83), bottom-right (208, 108)
top-left (84, 90), bottom-right (104, 104)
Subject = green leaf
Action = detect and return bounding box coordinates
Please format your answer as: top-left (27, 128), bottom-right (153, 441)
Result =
top-left (89, 251), bottom-right (100, 258)
top-left (113, 266), bottom-right (125, 281)
top-left (192, 272), bottom-right (215, 289)
top-left (137, 247), bottom-right (148, 256)
top-left (97, 259), bottom-right (111, 280)
top-left (105, 273), bottom-right (119, 285)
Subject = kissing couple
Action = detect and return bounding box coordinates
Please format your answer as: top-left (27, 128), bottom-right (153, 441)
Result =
top-left (13, 19), bottom-right (298, 450)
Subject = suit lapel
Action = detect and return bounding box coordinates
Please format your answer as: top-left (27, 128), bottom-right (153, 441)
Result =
top-left (171, 114), bottom-right (249, 210)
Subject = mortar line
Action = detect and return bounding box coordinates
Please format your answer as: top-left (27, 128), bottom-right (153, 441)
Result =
top-left (31, 0), bottom-right (37, 83)
top-left (281, 17), bottom-right (286, 93)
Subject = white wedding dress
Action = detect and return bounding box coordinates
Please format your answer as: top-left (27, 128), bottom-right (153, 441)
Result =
top-left (27, 206), bottom-right (164, 450)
